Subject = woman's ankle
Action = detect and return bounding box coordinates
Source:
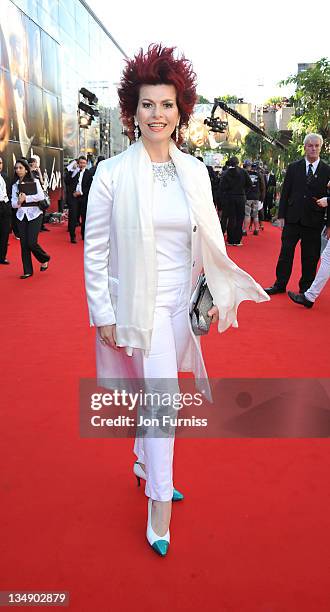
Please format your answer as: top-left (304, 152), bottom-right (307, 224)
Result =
top-left (151, 499), bottom-right (172, 537)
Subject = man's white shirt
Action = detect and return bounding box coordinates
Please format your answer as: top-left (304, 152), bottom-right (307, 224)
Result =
top-left (76, 169), bottom-right (86, 195)
top-left (0, 175), bottom-right (9, 202)
top-left (305, 158), bottom-right (320, 175)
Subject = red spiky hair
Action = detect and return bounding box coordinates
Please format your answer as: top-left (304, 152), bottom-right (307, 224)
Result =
top-left (118, 43), bottom-right (197, 143)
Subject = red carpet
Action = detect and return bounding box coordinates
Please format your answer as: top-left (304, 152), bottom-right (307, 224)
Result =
top-left (1, 223), bottom-right (330, 612)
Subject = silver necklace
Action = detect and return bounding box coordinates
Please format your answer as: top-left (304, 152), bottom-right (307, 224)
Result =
top-left (152, 160), bottom-right (177, 187)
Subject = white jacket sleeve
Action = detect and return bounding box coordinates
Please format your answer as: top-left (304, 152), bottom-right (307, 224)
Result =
top-left (84, 162), bottom-right (116, 327)
top-left (11, 183), bottom-right (19, 208)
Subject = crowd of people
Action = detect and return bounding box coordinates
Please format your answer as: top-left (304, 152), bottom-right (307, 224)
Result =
top-left (198, 155), bottom-right (277, 247)
top-left (199, 133), bottom-right (330, 308)
top-left (1, 135), bottom-right (329, 302)
top-left (0, 153), bottom-right (105, 276)
top-left (1, 135), bottom-right (329, 304)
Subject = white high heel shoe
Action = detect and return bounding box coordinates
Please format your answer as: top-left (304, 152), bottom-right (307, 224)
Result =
top-left (146, 498), bottom-right (170, 557)
top-left (133, 461), bottom-right (184, 501)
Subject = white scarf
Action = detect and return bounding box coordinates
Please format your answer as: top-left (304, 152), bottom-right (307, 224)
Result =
top-left (111, 139), bottom-right (269, 353)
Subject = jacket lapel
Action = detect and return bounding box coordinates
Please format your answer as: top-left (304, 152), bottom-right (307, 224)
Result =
top-left (298, 158), bottom-right (307, 182)
top-left (314, 159), bottom-right (324, 179)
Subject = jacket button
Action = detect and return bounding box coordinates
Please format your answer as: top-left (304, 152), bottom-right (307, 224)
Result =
top-left (193, 225), bottom-right (197, 232)
top-left (192, 261), bottom-right (195, 267)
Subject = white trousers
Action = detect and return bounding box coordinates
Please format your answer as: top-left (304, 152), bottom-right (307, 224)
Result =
top-left (305, 238), bottom-right (330, 303)
top-left (133, 280), bottom-right (191, 501)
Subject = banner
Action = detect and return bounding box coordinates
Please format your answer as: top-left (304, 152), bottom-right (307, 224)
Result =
top-left (0, 1), bottom-right (62, 209)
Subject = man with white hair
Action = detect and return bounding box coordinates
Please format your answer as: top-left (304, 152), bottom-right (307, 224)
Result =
top-left (264, 133), bottom-right (330, 296)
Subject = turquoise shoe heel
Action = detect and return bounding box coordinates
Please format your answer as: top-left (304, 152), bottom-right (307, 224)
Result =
top-left (172, 488), bottom-right (184, 502)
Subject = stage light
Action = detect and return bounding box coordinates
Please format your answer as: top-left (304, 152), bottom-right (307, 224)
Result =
top-left (78, 101), bottom-right (99, 117)
top-left (79, 87), bottom-right (98, 105)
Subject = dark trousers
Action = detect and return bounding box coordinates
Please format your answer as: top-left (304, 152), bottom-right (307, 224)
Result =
top-left (68, 195), bottom-right (86, 240)
top-left (17, 215), bottom-right (50, 275)
top-left (41, 210), bottom-right (46, 229)
top-left (275, 222), bottom-right (321, 293)
top-left (0, 201), bottom-right (11, 261)
top-left (258, 207), bottom-right (264, 223)
top-left (80, 198), bottom-right (87, 240)
top-left (221, 195), bottom-right (245, 245)
top-left (11, 207), bottom-right (19, 237)
top-left (263, 195), bottom-right (273, 220)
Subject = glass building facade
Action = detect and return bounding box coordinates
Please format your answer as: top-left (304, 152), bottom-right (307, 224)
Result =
top-left (0, 0), bottom-right (126, 208)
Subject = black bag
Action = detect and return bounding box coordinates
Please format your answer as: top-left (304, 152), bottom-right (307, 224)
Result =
top-left (39, 199), bottom-right (50, 212)
top-left (39, 191), bottom-right (50, 211)
top-left (189, 274), bottom-right (214, 335)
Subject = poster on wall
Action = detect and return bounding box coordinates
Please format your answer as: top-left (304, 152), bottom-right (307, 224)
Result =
top-left (0, 1), bottom-right (63, 210)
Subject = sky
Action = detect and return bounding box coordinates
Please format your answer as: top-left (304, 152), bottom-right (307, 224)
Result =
top-left (89, 0), bottom-right (329, 107)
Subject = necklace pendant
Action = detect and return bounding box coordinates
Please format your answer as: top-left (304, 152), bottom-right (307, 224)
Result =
top-left (152, 160), bottom-right (177, 187)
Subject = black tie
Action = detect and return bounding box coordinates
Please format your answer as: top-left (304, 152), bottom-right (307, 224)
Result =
top-left (307, 163), bottom-right (313, 185)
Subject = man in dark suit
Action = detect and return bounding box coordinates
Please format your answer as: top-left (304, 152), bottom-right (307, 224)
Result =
top-left (263, 165), bottom-right (276, 220)
top-left (264, 134), bottom-right (330, 295)
top-left (67, 156), bottom-right (92, 243)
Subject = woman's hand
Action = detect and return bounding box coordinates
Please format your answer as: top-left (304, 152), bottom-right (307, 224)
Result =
top-left (208, 305), bottom-right (219, 324)
top-left (18, 192), bottom-right (26, 206)
top-left (98, 325), bottom-right (119, 350)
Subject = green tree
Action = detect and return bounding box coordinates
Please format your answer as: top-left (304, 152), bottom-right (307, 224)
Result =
top-left (240, 131), bottom-right (277, 164)
top-left (197, 94), bottom-right (211, 104)
top-left (217, 94), bottom-right (241, 104)
top-left (264, 96), bottom-right (289, 107)
top-left (280, 58), bottom-right (330, 154)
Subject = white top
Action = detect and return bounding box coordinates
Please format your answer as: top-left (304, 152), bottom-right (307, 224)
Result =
top-left (152, 160), bottom-right (191, 286)
top-left (11, 179), bottom-right (44, 221)
top-left (76, 169), bottom-right (86, 195)
top-left (305, 158), bottom-right (319, 174)
top-left (0, 175), bottom-right (9, 202)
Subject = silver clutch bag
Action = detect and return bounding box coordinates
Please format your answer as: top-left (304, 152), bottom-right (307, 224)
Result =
top-left (189, 274), bottom-right (214, 335)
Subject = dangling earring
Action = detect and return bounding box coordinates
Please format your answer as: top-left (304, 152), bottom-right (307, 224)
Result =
top-left (134, 119), bottom-right (139, 142)
top-left (175, 123), bottom-right (180, 141)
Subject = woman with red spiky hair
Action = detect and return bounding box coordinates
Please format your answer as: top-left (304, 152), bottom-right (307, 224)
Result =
top-left (84, 44), bottom-right (268, 557)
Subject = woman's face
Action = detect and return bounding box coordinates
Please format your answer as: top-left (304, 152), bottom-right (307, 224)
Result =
top-left (135, 84), bottom-right (180, 146)
top-left (15, 163), bottom-right (27, 179)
